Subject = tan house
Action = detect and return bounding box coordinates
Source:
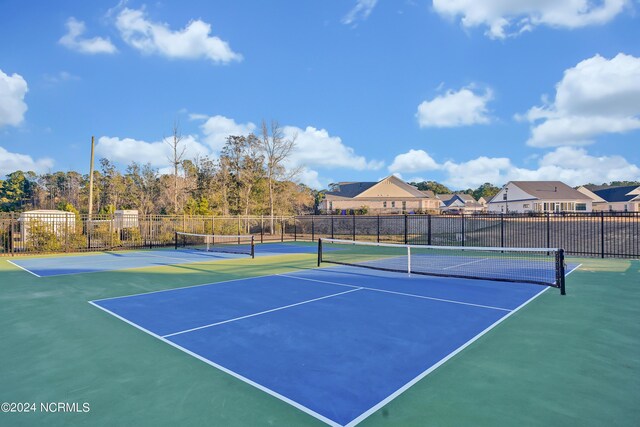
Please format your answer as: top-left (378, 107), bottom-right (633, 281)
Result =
top-left (488, 181), bottom-right (593, 213)
top-left (578, 185), bottom-right (640, 212)
top-left (320, 175), bottom-right (441, 214)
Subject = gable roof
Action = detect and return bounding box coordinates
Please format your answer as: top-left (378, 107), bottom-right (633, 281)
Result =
top-left (576, 186), bottom-right (606, 203)
top-left (593, 185), bottom-right (640, 203)
top-left (510, 181), bottom-right (592, 201)
top-left (326, 181), bottom-right (377, 198)
top-left (325, 175), bottom-right (437, 199)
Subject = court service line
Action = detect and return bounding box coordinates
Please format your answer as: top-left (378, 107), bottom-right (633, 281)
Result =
top-left (442, 257), bottom-right (489, 270)
top-left (88, 301), bottom-right (341, 427)
top-left (344, 285), bottom-right (549, 427)
top-left (162, 287), bottom-right (363, 338)
top-left (6, 260), bottom-right (41, 277)
top-left (277, 274), bottom-right (512, 312)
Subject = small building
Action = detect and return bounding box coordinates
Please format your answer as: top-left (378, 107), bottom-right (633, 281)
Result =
top-left (320, 175), bottom-right (441, 214)
top-left (114, 209), bottom-right (139, 228)
top-left (488, 181), bottom-right (593, 213)
top-left (18, 209), bottom-right (76, 242)
top-left (579, 185), bottom-right (640, 212)
top-left (438, 194), bottom-right (485, 214)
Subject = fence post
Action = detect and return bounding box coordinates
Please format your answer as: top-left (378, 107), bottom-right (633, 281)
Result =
top-left (427, 214), bottom-right (432, 246)
top-left (461, 213), bottom-right (465, 247)
top-left (377, 215), bottom-right (380, 243)
top-left (65, 214), bottom-right (69, 253)
top-left (546, 212), bottom-right (550, 249)
top-left (331, 215), bottom-right (334, 239)
top-left (500, 213), bottom-right (505, 248)
top-left (260, 215), bottom-right (264, 244)
top-left (600, 211), bottom-right (605, 258)
top-left (294, 218), bottom-right (297, 242)
top-left (281, 217), bottom-right (284, 242)
top-left (352, 214), bottom-right (356, 241)
top-left (9, 212), bottom-right (14, 255)
top-left (404, 214), bottom-right (408, 245)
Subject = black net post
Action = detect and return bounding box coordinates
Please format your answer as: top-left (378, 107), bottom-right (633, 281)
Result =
top-left (331, 216), bottom-right (334, 239)
top-left (461, 214), bottom-right (465, 247)
top-left (317, 238), bottom-right (322, 267)
top-left (250, 236), bottom-right (255, 259)
top-left (376, 215), bottom-right (380, 243)
top-left (281, 217), bottom-right (284, 242)
top-left (174, 231), bottom-right (178, 250)
top-left (294, 218), bottom-right (297, 242)
top-left (500, 213), bottom-right (505, 247)
top-left (427, 214), bottom-right (432, 245)
top-left (556, 248), bottom-right (566, 295)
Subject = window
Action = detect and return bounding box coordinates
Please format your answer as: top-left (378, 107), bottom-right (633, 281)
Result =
top-left (402, 201), bottom-right (406, 210)
top-left (391, 201), bottom-right (396, 208)
top-left (576, 203), bottom-right (587, 211)
top-left (624, 204), bottom-right (628, 212)
top-left (523, 204), bottom-right (530, 209)
top-left (383, 201), bottom-right (387, 208)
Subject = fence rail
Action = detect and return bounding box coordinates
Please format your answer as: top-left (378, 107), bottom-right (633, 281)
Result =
top-left (1, 212), bottom-right (638, 258)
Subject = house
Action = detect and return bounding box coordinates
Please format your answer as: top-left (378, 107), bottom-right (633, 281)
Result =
top-left (488, 181), bottom-right (593, 213)
top-left (320, 175), bottom-right (441, 214)
top-left (438, 194), bottom-right (485, 214)
top-left (579, 185), bottom-right (640, 212)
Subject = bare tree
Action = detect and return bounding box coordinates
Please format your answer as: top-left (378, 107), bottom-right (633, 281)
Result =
top-left (259, 120), bottom-right (298, 233)
top-left (164, 121), bottom-right (185, 214)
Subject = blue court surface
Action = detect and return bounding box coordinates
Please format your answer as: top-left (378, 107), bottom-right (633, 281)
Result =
top-left (6, 243), bottom-right (322, 278)
top-left (90, 264), bottom-right (579, 427)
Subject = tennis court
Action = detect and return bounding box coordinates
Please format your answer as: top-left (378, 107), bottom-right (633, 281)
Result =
top-left (1, 237), bottom-right (638, 427)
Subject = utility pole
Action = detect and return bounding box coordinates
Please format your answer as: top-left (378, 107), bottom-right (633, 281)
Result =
top-left (88, 136), bottom-right (95, 220)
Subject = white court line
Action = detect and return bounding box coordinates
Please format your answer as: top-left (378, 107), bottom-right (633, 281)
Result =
top-left (277, 274), bottom-right (512, 312)
top-left (6, 260), bottom-right (41, 277)
top-left (442, 257), bottom-right (488, 270)
top-left (163, 288), bottom-right (363, 338)
top-left (88, 301), bottom-right (341, 427)
top-left (343, 285), bottom-right (549, 427)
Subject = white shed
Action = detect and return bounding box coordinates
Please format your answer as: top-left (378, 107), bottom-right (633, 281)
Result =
top-left (18, 210), bottom-right (76, 242)
top-left (114, 210), bottom-right (139, 229)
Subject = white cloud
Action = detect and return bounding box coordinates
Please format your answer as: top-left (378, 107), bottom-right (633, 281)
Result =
top-left (95, 135), bottom-right (210, 168)
top-left (524, 53), bottom-right (640, 147)
top-left (417, 87), bottom-right (492, 128)
top-left (199, 115), bottom-right (256, 151)
top-left (0, 146), bottom-right (53, 175)
top-left (59, 17), bottom-right (117, 54)
top-left (284, 125), bottom-right (384, 171)
top-left (388, 149), bottom-right (440, 173)
top-left (297, 167), bottom-right (326, 189)
top-left (115, 8), bottom-right (242, 63)
top-left (390, 146), bottom-right (640, 188)
top-left (0, 70), bottom-right (28, 128)
top-left (433, 0), bottom-right (629, 39)
top-left (342, 0), bottom-right (378, 25)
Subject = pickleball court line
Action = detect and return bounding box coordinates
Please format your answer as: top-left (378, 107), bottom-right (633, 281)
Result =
top-left (6, 260), bottom-right (41, 277)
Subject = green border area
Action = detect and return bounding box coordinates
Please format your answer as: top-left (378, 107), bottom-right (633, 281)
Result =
top-left (0, 249), bottom-right (638, 426)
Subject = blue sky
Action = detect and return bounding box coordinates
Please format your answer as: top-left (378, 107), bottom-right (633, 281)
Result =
top-left (1, 0), bottom-right (639, 189)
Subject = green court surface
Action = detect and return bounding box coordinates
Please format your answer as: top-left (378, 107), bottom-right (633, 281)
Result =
top-left (0, 249), bottom-right (638, 427)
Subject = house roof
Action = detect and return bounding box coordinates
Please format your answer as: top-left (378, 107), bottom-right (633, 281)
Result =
top-left (326, 175), bottom-right (437, 199)
top-left (326, 181), bottom-right (377, 198)
top-left (509, 181), bottom-right (592, 201)
top-left (420, 190), bottom-right (435, 198)
top-left (437, 194), bottom-right (454, 202)
top-left (593, 185), bottom-right (640, 203)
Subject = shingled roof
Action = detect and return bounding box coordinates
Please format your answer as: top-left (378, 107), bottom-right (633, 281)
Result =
top-left (593, 185), bottom-right (640, 203)
top-left (326, 182), bottom-right (377, 198)
top-left (510, 181), bottom-right (592, 201)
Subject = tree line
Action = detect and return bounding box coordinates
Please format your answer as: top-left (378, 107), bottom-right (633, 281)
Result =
top-left (0, 121), bottom-right (315, 218)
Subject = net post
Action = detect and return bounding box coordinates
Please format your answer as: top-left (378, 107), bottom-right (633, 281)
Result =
top-left (174, 231), bottom-right (178, 250)
top-left (250, 235), bottom-right (255, 259)
top-left (427, 214), bottom-right (432, 245)
top-left (557, 248), bottom-right (566, 295)
top-left (407, 246), bottom-right (411, 274)
top-left (281, 217), bottom-right (284, 242)
top-left (317, 238), bottom-right (322, 267)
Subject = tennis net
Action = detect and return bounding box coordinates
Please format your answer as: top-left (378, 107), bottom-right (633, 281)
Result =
top-left (318, 238), bottom-right (565, 294)
top-left (175, 232), bottom-right (255, 258)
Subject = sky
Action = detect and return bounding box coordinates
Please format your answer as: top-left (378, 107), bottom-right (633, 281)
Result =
top-left (1, 0), bottom-right (639, 190)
